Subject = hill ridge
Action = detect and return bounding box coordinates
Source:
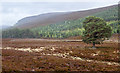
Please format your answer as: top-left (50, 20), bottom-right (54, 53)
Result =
top-left (14, 4), bottom-right (117, 29)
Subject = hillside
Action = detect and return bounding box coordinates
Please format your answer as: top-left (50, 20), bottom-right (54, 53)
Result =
top-left (14, 5), bottom-right (117, 29)
top-left (2, 4), bottom-right (119, 38)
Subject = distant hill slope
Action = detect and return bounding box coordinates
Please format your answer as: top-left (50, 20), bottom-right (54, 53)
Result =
top-left (14, 5), bottom-right (117, 29)
top-left (2, 4), bottom-right (119, 38)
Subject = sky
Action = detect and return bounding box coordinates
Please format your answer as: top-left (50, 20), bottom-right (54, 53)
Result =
top-left (0, 0), bottom-right (119, 26)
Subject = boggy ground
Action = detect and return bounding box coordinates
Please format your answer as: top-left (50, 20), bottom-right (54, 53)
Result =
top-left (1, 38), bottom-right (120, 72)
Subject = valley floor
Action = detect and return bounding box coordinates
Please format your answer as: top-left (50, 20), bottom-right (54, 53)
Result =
top-left (1, 38), bottom-right (120, 71)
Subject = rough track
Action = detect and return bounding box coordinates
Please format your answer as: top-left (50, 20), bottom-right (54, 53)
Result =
top-left (2, 47), bottom-right (120, 66)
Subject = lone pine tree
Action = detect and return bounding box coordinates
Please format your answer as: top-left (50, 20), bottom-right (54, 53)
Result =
top-left (82, 16), bottom-right (112, 48)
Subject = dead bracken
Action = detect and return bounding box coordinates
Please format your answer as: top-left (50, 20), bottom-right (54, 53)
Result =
top-left (2, 38), bottom-right (120, 71)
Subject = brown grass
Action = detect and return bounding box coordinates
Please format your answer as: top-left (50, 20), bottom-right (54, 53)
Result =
top-left (2, 38), bottom-right (120, 71)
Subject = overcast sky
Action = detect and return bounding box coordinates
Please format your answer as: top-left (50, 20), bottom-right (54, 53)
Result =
top-left (0, 0), bottom-right (119, 26)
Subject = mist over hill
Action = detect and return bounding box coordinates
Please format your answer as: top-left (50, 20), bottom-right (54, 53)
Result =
top-left (1, 25), bottom-right (12, 30)
top-left (14, 5), bottom-right (117, 29)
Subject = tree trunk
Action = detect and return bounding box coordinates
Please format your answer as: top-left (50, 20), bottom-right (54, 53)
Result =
top-left (92, 42), bottom-right (96, 49)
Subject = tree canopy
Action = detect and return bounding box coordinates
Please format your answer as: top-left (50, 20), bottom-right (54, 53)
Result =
top-left (82, 16), bottom-right (112, 48)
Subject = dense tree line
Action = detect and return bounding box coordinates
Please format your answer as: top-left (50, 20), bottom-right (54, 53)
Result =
top-left (2, 26), bottom-right (84, 39)
top-left (108, 20), bottom-right (120, 33)
top-left (2, 29), bottom-right (36, 38)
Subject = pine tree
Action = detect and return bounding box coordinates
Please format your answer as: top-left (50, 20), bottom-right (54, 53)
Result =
top-left (82, 16), bottom-right (112, 48)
